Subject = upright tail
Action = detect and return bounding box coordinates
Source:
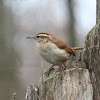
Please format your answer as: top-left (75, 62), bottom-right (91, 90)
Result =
top-left (72, 47), bottom-right (84, 51)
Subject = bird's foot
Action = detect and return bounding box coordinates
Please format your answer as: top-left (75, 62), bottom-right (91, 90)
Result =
top-left (60, 63), bottom-right (66, 70)
top-left (44, 65), bottom-right (55, 76)
top-left (59, 63), bottom-right (67, 72)
top-left (77, 57), bottom-right (81, 63)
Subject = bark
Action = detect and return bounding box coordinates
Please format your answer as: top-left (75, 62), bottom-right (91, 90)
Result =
top-left (42, 68), bottom-right (93, 100)
top-left (80, 0), bottom-right (100, 99)
top-left (81, 23), bottom-right (100, 100)
top-left (25, 85), bottom-right (39, 100)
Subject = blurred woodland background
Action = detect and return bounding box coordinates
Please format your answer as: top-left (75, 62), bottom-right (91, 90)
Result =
top-left (0, 0), bottom-right (96, 100)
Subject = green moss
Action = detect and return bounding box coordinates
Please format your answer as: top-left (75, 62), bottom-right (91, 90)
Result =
top-left (43, 72), bottom-right (60, 83)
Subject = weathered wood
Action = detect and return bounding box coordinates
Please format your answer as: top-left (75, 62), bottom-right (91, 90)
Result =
top-left (81, 23), bottom-right (100, 100)
top-left (11, 92), bottom-right (16, 100)
top-left (25, 85), bottom-right (39, 100)
top-left (28, 62), bottom-right (93, 100)
top-left (81, 1), bottom-right (100, 98)
top-left (81, 1), bottom-right (100, 99)
top-left (41, 65), bottom-right (93, 100)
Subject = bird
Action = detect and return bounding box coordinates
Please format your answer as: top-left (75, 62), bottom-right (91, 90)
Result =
top-left (27, 32), bottom-right (84, 74)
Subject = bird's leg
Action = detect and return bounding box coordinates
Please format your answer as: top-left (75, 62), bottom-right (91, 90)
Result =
top-left (44, 65), bottom-right (54, 76)
top-left (59, 62), bottom-right (67, 72)
top-left (63, 62), bottom-right (67, 69)
top-left (77, 57), bottom-right (81, 63)
top-left (60, 63), bottom-right (66, 69)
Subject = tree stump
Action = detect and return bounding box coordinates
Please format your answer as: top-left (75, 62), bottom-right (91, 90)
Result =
top-left (81, 23), bottom-right (100, 100)
top-left (30, 62), bottom-right (93, 100)
top-left (42, 67), bottom-right (93, 100)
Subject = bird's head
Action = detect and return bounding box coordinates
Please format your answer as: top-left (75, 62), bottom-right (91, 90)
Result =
top-left (27, 33), bottom-right (53, 43)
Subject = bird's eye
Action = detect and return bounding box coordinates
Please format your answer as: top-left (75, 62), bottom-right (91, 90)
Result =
top-left (37, 36), bottom-right (39, 38)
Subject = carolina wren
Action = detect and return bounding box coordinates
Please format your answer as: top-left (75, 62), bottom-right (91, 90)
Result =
top-left (27, 33), bottom-right (84, 72)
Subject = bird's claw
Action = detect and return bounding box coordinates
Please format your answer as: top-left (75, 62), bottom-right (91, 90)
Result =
top-left (44, 67), bottom-right (55, 76)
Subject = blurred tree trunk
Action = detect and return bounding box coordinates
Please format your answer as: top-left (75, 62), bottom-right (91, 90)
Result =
top-left (0, 0), bottom-right (6, 65)
top-left (0, 1), bottom-right (21, 100)
top-left (67, 0), bottom-right (76, 47)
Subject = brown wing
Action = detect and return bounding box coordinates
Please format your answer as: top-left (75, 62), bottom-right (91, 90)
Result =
top-left (52, 36), bottom-right (76, 56)
top-left (38, 32), bottom-right (75, 56)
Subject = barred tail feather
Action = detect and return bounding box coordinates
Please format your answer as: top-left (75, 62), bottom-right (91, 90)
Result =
top-left (72, 47), bottom-right (84, 50)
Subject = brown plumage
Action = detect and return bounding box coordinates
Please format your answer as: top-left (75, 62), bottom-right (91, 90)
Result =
top-left (38, 32), bottom-right (75, 56)
top-left (52, 36), bottom-right (76, 56)
top-left (72, 47), bottom-right (84, 50)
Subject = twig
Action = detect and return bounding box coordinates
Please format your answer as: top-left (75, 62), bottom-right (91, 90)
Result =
top-left (25, 85), bottom-right (34, 100)
top-left (11, 92), bottom-right (16, 100)
top-left (25, 85), bottom-right (40, 100)
top-left (40, 59), bottom-right (44, 100)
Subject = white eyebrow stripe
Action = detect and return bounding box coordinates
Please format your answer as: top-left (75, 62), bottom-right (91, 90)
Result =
top-left (38, 34), bottom-right (49, 37)
top-left (37, 34), bottom-right (53, 39)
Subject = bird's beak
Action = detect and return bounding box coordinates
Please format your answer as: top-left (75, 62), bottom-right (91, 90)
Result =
top-left (27, 37), bottom-right (35, 39)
